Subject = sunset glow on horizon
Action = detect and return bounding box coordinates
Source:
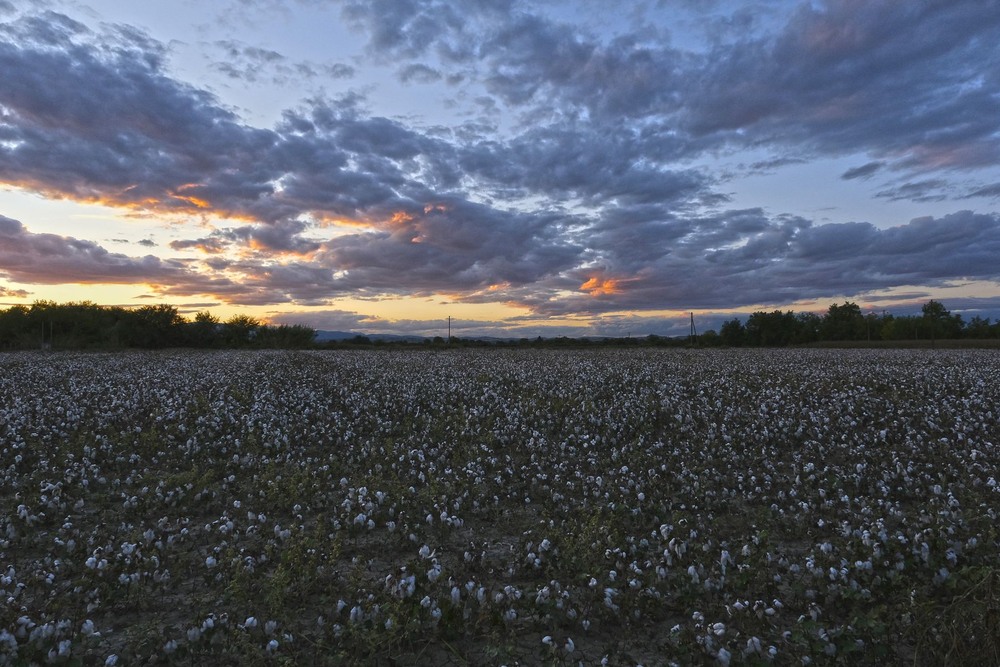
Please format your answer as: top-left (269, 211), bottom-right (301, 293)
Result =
top-left (2, 1), bottom-right (1000, 338)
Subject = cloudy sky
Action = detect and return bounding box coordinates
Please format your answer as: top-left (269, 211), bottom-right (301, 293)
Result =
top-left (2, 0), bottom-right (999, 337)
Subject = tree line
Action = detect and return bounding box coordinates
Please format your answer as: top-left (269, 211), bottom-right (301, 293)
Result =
top-left (1, 299), bottom-right (995, 351)
top-left (0, 301), bottom-right (315, 350)
top-left (709, 300), bottom-right (997, 347)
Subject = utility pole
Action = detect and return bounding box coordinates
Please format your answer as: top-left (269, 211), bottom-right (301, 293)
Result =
top-left (689, 312), bottom-right (697, 346)
top-left (447, 316), bottom-right (452, 345)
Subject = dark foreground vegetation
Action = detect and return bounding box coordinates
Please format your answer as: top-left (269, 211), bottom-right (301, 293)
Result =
top-left (1, 298), bottom-right (999, 351)
top-left (0, 302), bottom-right (315, 350)
top-left (1, 348), bottom-right (998, 665)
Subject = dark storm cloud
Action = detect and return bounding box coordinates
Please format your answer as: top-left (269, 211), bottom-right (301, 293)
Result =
top-left (150, 257), bottom-right (347, 306)
top-left (456, 120), bottom-right (708, 212)
top-left (334, 0), bottom-right (687, 121)
top-left (685, 0), bottom-right (1000, 169)
top-left (336, 0), bottom-right (1000, 178)
top-left (2, 3), bottom-right (1000, 316)
top-left (313, 197), bottom-right (583, 295)
top-left (0, 12), bottom-right (280, 213)
top-left (217, 219), bottom-right (321, 254)
top-left (170, 219), bottom-right (322, 256)
top-left (0, 215), bottom-right (338, 307)
top-left (0, 215), bottom-right (189, 285)
top-left (502, 210), bottom-right (1000, 315)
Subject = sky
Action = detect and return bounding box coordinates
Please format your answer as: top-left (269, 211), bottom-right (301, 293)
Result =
top-left (2, 0), bottom-right (1000, 338)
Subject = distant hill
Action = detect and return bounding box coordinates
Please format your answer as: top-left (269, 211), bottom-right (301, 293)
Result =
top-left (314, 330), bottom-right (428, 343)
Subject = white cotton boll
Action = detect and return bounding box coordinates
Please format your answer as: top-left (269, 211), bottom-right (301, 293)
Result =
top-left (266, 639), bottom-right (279, 652)
top-left (104, 655), bottom-right (119, 666)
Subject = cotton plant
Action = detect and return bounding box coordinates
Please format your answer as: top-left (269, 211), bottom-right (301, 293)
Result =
top-left (0, 348), bottom-right (997, 663)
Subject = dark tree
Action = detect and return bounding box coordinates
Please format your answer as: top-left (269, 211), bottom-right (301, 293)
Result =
top-left (185, 311), bottom-right (221, 347)
top-left (821, 301), bottom-right (866, 341)
top-left (965, 315), bottom-right (997, 339)
top-left (793, 313), bottom-right (823, 344)
top-left (922, 300), bottom-right (963, 342)
top-left (256, 324), bottom-right (316, 348)
top-left (222, 314), bottom-right (261, 347)
top-left (719, 318), bottom-right (746, 346)
top-left (745, 310), bottom-right (798, 346)
top-left (120, 304), bottom-right (184, 348)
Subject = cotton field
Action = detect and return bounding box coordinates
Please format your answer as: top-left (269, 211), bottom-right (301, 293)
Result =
top-left (1, 348), bottom-right (998, 665)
